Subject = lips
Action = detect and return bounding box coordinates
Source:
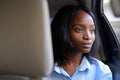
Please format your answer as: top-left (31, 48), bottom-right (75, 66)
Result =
top-left (81, 43), bottom-right (92, 48)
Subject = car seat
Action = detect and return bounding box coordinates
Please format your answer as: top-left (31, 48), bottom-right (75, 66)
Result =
top-left (0, 0), bottom-right (53, 80)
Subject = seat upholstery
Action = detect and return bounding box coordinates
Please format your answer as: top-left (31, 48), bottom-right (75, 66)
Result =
top-left (0, 0), bottom-right (53, 79)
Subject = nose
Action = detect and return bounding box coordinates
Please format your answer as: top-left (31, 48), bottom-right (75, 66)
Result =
top-left (83, 31), bottom-right (90, 40)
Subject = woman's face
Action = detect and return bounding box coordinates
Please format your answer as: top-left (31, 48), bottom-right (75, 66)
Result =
top-left (70, 11), bottom-right (95, 53)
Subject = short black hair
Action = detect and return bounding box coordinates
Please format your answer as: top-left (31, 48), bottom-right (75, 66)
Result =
top-left (51, 5), bottom-right (99, 66)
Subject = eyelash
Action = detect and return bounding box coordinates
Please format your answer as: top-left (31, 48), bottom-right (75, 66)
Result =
top-left (75, 28), bottom-right (95, 34)
top-left (90, 29), bottom-right (95, 34)
top-left (72, 24), bottom-right (95, 33)
top-left (75, 28), bottom-right (82, 33)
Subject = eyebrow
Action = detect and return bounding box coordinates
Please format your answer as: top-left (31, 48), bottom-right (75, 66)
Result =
top-left (89, 24), bottom-right (95, 29)
top-left (71, 24), bottom-right (95, 29)
top-left (71, 24), bottom-right (83, 28)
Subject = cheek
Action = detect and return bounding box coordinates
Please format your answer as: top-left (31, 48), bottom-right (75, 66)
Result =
top-left (70, 33), bottom-right (82, 45)
top-left (91, 34), bottom-right (96, 43)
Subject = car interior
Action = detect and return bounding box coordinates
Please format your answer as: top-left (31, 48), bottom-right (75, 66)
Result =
top-left (0, 0), bottom-right (120, 80)
top-left (91, 0), bottom-right (120, 80)
top-left (0, 0), bottom-right (53, 80)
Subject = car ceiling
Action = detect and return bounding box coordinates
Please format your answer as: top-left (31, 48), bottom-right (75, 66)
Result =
top-left (47, 0), bottom-right (79, 17)
top-left (48, 0), bottom-right (120, 18)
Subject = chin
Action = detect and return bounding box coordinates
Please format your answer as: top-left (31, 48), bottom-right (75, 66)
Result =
top-left (75, 47), bottom-right (91, 53)
top-left (81, 48), bottom-right (91, 53)
top-left (83, 51), bottom-right (90, 53)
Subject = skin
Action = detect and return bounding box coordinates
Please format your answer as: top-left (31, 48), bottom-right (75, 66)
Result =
top-left (62, 11), bottom-right (95, 76)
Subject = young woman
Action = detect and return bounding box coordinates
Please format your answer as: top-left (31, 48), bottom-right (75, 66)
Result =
top-left (45, 5), bottom-right (112, 80)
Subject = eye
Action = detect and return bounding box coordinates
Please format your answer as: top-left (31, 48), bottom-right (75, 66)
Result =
top-left (71, 24), bottom-right (83, 33)
top-left (90, 29), bottom-right (95, 34)
top-left (75, 28), bottom-right (82, 33)
top-left (89, 25), bottom-right (95, 34)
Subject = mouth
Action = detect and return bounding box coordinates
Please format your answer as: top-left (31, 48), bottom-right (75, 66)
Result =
top-left (81, 43), bottom-right (92, 48)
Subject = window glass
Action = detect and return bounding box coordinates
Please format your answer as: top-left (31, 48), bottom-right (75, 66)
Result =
top-left (94, 0), bottom-right (120, 61)
top-left (103, 0), bottom-right (120, 46)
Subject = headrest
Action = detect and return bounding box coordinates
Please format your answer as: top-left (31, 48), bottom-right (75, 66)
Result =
top-left (0, 0), bottom-right (53, 77)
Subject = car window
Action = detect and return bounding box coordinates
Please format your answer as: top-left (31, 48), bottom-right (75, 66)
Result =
top-left (104, 0), bottom-right (120, 41)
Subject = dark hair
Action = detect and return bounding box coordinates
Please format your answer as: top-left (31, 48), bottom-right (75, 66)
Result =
top-left (51, 5), bottom-right (99, 66)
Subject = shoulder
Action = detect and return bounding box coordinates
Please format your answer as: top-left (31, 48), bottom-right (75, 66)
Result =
top-left (90, 57), bottom-right (112, 80)
top-left (90, 57), bottom-right (111, 73)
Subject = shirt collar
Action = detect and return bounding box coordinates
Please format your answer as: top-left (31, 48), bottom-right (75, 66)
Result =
top-left (78, 56), bottom-right (91, 71)
top-left (54, 63), bottom-right (61, 74)
top-left (54, 56), bottom-right (91, 74)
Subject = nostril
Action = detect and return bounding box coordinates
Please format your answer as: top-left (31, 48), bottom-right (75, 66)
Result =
top-left (83, 33), bottom-right (90, 40)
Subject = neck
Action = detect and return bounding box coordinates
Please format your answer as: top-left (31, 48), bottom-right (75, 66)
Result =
top-left (62, 52), bottom-right (83, 76)
top-left (67, 53), bottom-right (83, 65)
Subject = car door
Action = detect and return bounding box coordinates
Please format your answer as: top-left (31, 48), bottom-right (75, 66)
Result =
top-left (90, 0), bottom-right (120, 80)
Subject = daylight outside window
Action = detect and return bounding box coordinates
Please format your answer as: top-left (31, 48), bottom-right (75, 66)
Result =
top-left (103, 0), bottom-right (120, 45)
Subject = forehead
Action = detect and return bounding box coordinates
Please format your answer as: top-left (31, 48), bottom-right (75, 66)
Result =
top-left (71, 11), bottom-right (94, 25)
